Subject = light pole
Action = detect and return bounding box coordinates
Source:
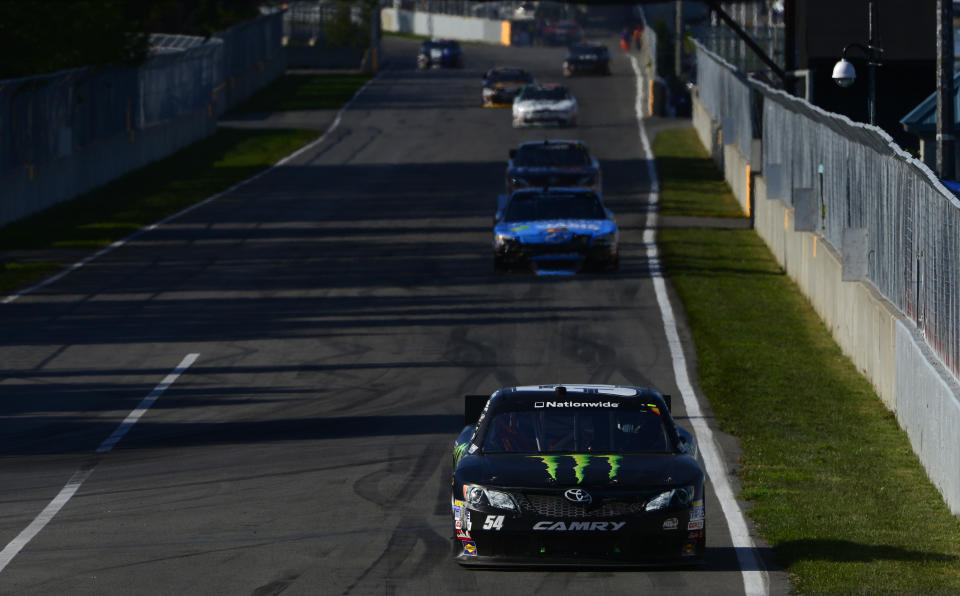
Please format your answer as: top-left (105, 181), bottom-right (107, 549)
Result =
top-left (831, 0), bottom-right (883, 126)
top-left (936, 0), bottom-right (954, 180)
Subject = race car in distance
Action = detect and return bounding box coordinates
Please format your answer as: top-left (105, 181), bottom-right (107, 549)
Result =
top-left (563, 43), bottom-right (611, 77)
top-left (506, 139), bottom-right (601, 194)
top-left (493, 187), bottom-right (617, 273)
top-left (451, 385), bottom-right (705, 565)
top-left (417, 39), bottom-right (463, 69)
top-left (482, 67), bottom-right (536, 107)
top-left (512, 84), bottom-right (578, 128)
top-left (540, 20), bottom-right (584, 46)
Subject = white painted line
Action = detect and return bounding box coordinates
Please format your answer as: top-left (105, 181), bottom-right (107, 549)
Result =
top-left (630, 56), bottom-right (768, 596)
top-left (96, 353), bottom-right (199, 453)
top-left (2, 72), bottom-right (384, 305)
top-left (0, 353), bottom-right (199, 575)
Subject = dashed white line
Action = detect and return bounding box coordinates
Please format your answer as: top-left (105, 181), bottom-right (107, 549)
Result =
top-left (0, 353), bottom-right (199, 575)
top-left (630, 55), bottom-right (768, 596)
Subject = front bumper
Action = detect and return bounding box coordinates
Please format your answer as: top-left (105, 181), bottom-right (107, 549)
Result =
top-left (495, 240), bottom-right (617, 273)
top-left (453, 503), bottom-right (704, 566)
top-left (513, 111), bottom-right (575, 127)
top-left (564, 60), bottom-right (610, 75)
top-left (483, 88), bottom-right (521, 106)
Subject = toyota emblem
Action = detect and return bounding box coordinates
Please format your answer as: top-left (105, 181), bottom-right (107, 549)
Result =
top-left (564, 488), bottom-right (592, 504)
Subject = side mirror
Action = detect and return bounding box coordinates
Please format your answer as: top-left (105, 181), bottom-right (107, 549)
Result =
top-left (677, 427), bottom-right (698, 457)
top-left (509, 149), bottom-right (517, 159)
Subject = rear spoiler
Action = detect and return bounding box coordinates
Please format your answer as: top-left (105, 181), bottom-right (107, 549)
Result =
top-left (464, 394), bottom-right (490, 426)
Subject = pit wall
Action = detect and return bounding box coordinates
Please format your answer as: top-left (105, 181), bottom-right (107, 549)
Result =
top-left (690, 92), bottom-right (960, 515)
top-left (380, 8), bottom-right (508, 45)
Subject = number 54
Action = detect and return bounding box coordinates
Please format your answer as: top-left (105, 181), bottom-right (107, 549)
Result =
top-left (483, 515), bottom-right (504, 531)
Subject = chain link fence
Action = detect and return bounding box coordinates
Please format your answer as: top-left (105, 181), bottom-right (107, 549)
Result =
top-left (0, 13), bottom-right (285, 227)
top-left (695, 41), bottom-right (960, 380)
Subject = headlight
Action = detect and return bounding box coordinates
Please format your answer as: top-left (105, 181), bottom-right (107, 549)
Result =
top-left (464, 484), bottom-right (516, 510)
top-left (509, 177), bottom-right (529, 187)
top-left (483, 88), bottom-right (495, 97)
top-left (645, 489), bottom-right (675, 512)
top-left (494, 233), bottom-right (518, 249)
top-left (645, 486), bottom-right (695, 511)
top-left (577, 175), bottom-right (596, 186)
top-left (593, 232), bottom-right (618, 247)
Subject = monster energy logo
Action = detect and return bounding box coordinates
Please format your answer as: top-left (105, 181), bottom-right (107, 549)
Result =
top-left (454, 442), bottom-right (468, 465)
top-left (528, 454), bottom-right (623, 483)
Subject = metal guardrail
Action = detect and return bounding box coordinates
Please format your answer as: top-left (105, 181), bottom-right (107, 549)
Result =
top-left (694, 41), bottom-right (960, 380)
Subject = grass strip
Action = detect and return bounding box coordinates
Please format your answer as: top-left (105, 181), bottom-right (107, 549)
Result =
top-left (229, 73), bottom-right (371, 112)
top-left (653, 127), bottom-right (960, 594)
top-left (654, 127), bottom-right (745, 218)
top-left (0, 128), bottom-right (318, 293)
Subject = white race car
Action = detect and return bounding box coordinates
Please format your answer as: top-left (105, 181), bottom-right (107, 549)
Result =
top-left (512, 84), bottom-right (578, 128)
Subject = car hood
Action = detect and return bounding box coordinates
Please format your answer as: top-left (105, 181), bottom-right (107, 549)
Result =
top-left (457, 452), bottom-right (702, 489)
top-left (508, 165), bottom-right (597, 176)
top-left (514, 99), bottom-right (575, 111)
top-left (495, 219), bottom-right (615, 242)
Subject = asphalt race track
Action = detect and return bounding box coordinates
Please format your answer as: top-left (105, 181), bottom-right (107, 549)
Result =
top-left (0, 14), bottom-right (791, 596)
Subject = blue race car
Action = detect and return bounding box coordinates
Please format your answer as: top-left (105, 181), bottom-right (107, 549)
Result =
top-left (417, 39), bottom-right (464, 69)
top-left (493, 188), bottom-right (618, 275)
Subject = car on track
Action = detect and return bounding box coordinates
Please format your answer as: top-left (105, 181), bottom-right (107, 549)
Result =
top-left (451, 384), bottom-right (705, 566)
top-left (417, 39), bottom-right (463, 69)
top-left (493, 187), bottom-right (618, 274)
top-left (512, 84), bottom-right (578, 128)
top-left (563, 43), bottom-right (611, 77)
top-left (539, 20), bottom-right (584, 46)
top-left (505, 140), bottom-right (601, 194)
top-left (482, 67), bottom-right (536, 107)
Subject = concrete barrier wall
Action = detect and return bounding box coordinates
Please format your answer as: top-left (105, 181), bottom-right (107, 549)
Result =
top-left (896, 321), bottom-right (960, 510)
top-left (1, 109), bottom-right (215, 225)
top-left (691, 93), bottom-right (960, 514)
top-left (381, 8), bottom-right (506, 45)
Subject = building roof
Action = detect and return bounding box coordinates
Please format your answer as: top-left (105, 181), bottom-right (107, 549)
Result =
top-left (900, 72), bottom-right (960, 134)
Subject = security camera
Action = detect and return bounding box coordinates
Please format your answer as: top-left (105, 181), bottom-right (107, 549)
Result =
top-left (832, 59), bottom-right (856, 88)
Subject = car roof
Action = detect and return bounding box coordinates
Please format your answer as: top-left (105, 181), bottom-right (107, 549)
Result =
top-left (491, 385), bottom-right (668, 407)
top-left (516, 139), bottom-right (588, 149)
top-left (523, 83), bottom-right (567, 91)
top-left (510, 187), bottom-right (600, 197)
top-left (488, 67), bottom-right (528, 75)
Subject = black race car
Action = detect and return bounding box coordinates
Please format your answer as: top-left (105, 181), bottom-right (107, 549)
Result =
top-left (562, 43), bottom-right (611, 77)
top-left (451, 385), bottom-right (705, 566)
top-left (506, 139), bottom-right (601, 194)
top-left (417, 39), bottom-right (463, 69)
top-left (482, 67), bottom-right (535, 107)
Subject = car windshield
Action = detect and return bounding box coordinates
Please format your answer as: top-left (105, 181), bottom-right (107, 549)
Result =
top-left (424, 41), bottom-right (459, 51)
top-left (521, 87), bottom-right (569, 101)
top-left (515, 143), bottom-right (590, 167)
top-left (503, 192), bottom-right (606, 221)
top-left (482, 404), bottom-right (671, 454)
top-left (571, 45), bottom-right (606, 57)
top-left (488, 70), bottom-right (533, 84)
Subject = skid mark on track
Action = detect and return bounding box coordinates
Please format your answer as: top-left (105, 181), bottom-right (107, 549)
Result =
top-left (251, 570), bottom-right (301, 596)
top-left (344, 439), bottom-right (454, 594)
top-left (445, 327), bottom-right (519, 394)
